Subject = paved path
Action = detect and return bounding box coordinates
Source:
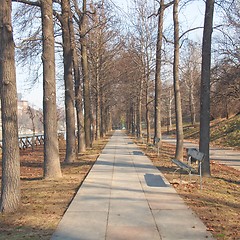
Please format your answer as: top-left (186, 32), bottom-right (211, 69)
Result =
top-left (51, 131), bottom-right (213, 240)
top-left (162, 136), bottom-right (240, 171)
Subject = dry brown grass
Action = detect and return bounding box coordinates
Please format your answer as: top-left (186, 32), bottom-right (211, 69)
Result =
top-left (0, 134), bottom-right (111, 240)
top-left (0, 132), bottom-right (239, 240)
top-left (134, 139), bottom-right (240, 240)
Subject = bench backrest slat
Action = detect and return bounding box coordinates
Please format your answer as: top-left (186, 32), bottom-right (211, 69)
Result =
top-left (187, 148), bottom-right (205, 162)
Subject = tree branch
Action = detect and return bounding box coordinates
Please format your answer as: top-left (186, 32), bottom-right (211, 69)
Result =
top-left (12, 0), bottom-right (41, 7)
top-left (179, 27), bottom-right (203, 40)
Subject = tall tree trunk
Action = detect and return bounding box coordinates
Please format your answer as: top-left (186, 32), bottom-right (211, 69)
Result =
top-left (69, 9), bottom-right (86, 153)
top-left (173, 0), bottom-right (184, 161)
top-left (154, 0), bottom-right (164, 145)
top-left (189, 71), bottom-right (196, 125)
top-left (61, 0), bottom-right (76, 162)
top-left (100, 90), bottom-right (106, 137)
top-left (95, 60), bottom-right (101, 140)
top-left (189, 83), bottom-right (196, 125)
top-left (91, 109), bottom-right (95, 144)
top-left (96, 70), bottom-right (101, 140)
top-left (146, 98), bottom-right (150, 143)
top-left (145, 81), bottom-right (150, 143)
top-left (130, 104), bottom-right (135, 135)
top-left (41, 0), bottom-right (62, 178)
top-left (136, 92), bottom-right (142, 138)
top-left (80, 0), bottom-right (92, 148)
top-left (199, 0), bottom-right (214, 177)
top-left (108, 110), bottom-right (112, 132)
top-left (168, 87), bottom-right (173, 133)
top-left (144, 55), bottom-right (151, 143)
top-left (0, 0), bottom-right (21, 213)
top-left (96, 94), bottom-right (101, 139)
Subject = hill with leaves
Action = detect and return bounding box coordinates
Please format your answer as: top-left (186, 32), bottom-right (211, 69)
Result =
top-left (167, 114), bottom-right (240, 150)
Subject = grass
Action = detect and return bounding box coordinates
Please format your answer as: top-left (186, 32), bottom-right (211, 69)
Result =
top-left (133, 139), bottom-right (240, 240)
top-left (0, 115), bottom-right (239, 240)
top-left (134, 114), bottom-right (240, 240)
top-left (0, 134), bottom-right (111, 240)
top-left (179, 115), bottom-right (240, 149)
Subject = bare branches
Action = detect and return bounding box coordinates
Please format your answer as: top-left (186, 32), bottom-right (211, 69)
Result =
top-left (179, 26), bottom-right (203, 40)
top-left (12, 0), bottom-right (41, 7)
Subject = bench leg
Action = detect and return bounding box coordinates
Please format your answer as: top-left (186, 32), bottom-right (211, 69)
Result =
top-left (172, 168), bottom-right (180, 182)
top-left (200, 162), bottom-right (202, 190)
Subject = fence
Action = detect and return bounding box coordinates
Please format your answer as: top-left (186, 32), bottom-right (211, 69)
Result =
top-left (0, 134), bottom-right (44, 150)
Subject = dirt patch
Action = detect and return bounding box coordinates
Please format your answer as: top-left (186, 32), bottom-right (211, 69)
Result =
top-left (135, 139), bottom-right (240, 240)
top-left (0, 135), bottom-right (111, 240)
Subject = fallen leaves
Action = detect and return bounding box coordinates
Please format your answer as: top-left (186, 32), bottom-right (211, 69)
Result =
top-left (135, 139), bottom-right (240, 240)
top-left (0, 135), bottom-right (111, 240)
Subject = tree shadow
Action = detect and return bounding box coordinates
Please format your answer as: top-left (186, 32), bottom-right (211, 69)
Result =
top-left (21, 177), bottom-right (43, 181)
top-left (20, 161), bottom-right (42, 168)
top-left (213, 176), bottom-right (240, 185)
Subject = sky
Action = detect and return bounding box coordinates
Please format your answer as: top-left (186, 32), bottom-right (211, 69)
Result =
top-left (16, 0), bottom-right (131, 109)
top-left (16, 0), bottom-right (205, 109)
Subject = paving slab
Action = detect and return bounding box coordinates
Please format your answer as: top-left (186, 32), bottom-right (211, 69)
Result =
top-left (51, 131), bottom-right (214, 240)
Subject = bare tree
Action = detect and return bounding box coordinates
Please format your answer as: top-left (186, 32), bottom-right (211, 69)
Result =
top-left (180, 41), bottom-right (201, 125)
top-left (154, 0), bottom-right (165, 145)
top-left (41, 0), bottom-right (62, 178)
top-left (60, 0), bottom-right (77, 162)
top-left (0, 0), bottom-right (20, 213)
top-left (154, 0), bottom-right (173, 145)
top-left (130, 0), bottom-right (157, 140)
top-left (173, 0), bottom-right (184, 160)
top-left (12, 0), bottom-right (62, 178)
top-left (69, 8), bottom-right (86, 153)
top-left (74, 0), bottom-right (92, 148)
top-left (211, 61), bottom-right (240, 118)
top-left (26, 106), bottom-right (36, 150)
top-left (211, 0), bottom-right (240, 119)
top-left (199, 0), bottom-right (215, 177)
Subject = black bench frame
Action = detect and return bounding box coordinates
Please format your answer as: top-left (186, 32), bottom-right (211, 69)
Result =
top-left (172, 148), bottom-right (205, 189)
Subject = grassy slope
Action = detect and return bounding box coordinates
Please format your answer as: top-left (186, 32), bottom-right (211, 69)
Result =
top-left (168, 114), bottom-right (240, 149)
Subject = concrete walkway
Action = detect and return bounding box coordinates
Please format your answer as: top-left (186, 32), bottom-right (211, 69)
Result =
top-left (162, 136), bottom-right (240, 171)
top-left (51, 131), bottom-right (213, 240)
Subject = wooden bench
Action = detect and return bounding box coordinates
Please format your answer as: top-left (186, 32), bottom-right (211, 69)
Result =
top-left (172, 148), bottom-right (205, 189)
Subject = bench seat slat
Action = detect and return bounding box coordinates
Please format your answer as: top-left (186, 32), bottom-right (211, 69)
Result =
top-left (171, 148), bottom-right (204, 189)
top-left (172, 159), bottom-right (194, 172)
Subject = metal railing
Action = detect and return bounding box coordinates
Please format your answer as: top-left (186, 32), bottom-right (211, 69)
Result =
top-left (0, 134), bottom-right (44, 150)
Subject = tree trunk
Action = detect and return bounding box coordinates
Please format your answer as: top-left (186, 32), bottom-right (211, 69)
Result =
top-left (189, 73), bottom-right (196, 125)
top-left (61, 0), bottom-right (76, 162)
top-left (199, 0), bottom-right (214, 177)
top-left (168, 88), bottom-right (173, 133)
top-left (108, 110), bottom-right (112, 132)
top-left (173, 0), bottom-right (184, 161)
top-left (41, 0), bottom-right (62, 178)
top-left (0, 0), bottom-right (21, 213)
top-left (136, 95), bottom-right (142, 138)
top-left (91, 109), bottom-right (95, 144)
top-left (80, 0), bottom-right (92, 148)
top-left (100, 90), bottom-right (106, 137)
top-left (145, 86), bottom-right (150, 143)
top-left (69, 9), bottom-right (86, 153)
top-left (95, 62), bottom-right (101, 140)
top-left (154, 0), bottom-right (164, 145)
top-left (130, 104), bottom-right (135, 135)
